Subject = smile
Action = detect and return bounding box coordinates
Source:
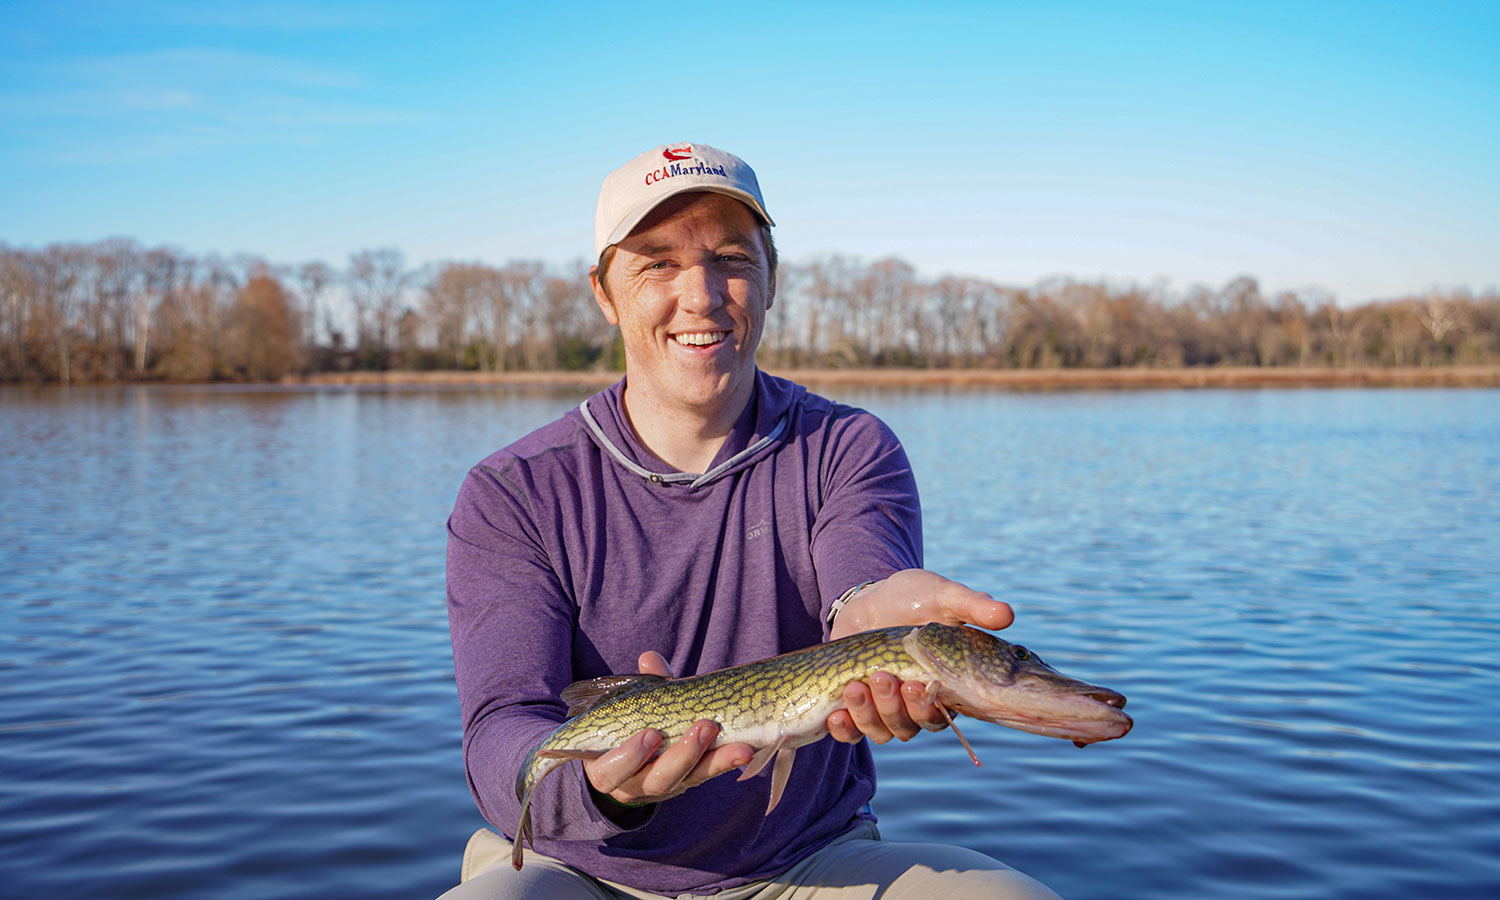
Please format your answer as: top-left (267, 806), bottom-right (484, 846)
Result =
top-left (673, 332), bottom-right (727, 347)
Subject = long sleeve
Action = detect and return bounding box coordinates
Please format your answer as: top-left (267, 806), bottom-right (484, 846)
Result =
top-left (446, 462), bottom-right (648, 846)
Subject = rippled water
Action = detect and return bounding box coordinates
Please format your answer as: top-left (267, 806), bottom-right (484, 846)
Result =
top-left (2, 384), bottom-right (1497, 899)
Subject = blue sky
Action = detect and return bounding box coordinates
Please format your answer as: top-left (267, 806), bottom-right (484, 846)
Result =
top-left (2, 0), bottom-right (1496, 303)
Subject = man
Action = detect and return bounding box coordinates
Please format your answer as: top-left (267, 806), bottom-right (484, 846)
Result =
top-left (440, 143), bottom-right (1060, 899)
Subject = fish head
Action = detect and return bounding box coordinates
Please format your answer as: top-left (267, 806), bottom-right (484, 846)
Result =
top-left (902, 623), bottom-right (1133, 745)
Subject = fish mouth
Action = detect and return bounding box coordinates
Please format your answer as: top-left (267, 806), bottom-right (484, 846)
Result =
top-left (950, 684), bottom-right (1133, 745)
top-left (902, 625), bottom-right (1133, 746)
top-left (1084, 686), bottom-right (1128, 710)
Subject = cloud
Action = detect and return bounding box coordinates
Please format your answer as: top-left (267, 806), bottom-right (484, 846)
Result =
top-left (63, 47), bottom-right (367, 90)
top-left (128, 1), bottom-right (402, 31)
top-left (0, 46), bottom-right (416, 164)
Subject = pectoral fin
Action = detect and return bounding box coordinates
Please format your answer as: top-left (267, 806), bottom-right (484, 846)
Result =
top-left (924, 681), bottom-right (981, 766)
top-left (536, 749), bottom-right (606, 761)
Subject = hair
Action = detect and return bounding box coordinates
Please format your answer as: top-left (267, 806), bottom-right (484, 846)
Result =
top-left (595, 221), bottom-right (777, 303)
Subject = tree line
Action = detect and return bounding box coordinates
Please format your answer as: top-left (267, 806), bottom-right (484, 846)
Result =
top-left (2, 238), bottom-right (1496, 383)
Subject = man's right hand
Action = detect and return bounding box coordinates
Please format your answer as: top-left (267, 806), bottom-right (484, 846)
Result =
top-left (581, 651), bottom-right (755, 809)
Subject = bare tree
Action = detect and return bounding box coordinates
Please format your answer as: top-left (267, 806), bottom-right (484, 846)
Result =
top-left (296, 262), bottom-right (336, 358)
top-left (796, 255), bottom-right (858, 365)
top-left (347, 248), bottom-right (408, 367)
top-left (543, 262), bottom-right (608, 370)
top-left (5, 237), bottom-right (1500, 382)
top-left (497, 261), bottom-right (548, 370)
top-left (425, 262), bottom-right (497, 369)
top-left (30, 245), bottom-right (89, 384)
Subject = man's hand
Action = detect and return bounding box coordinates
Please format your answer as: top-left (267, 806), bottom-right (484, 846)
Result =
top-left (826, 569), bottom-right (1013, 746)
top-left (581, 651), bottom-right (754, 810)
top-left (828, 569), bottom-right (1013, 640)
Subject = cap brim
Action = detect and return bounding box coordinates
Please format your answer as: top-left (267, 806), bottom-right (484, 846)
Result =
top-left (601, 186), bottom-right (775, 256)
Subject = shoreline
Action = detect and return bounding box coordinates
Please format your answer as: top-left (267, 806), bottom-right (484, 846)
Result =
top-left (283, 365), bottom-right (1500, 390)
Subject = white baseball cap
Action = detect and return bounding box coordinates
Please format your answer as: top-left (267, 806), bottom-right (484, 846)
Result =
top-left (594, 142), bottom-right (774, 259)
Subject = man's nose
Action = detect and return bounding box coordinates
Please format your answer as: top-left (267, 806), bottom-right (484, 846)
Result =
top-left (676, 263), bottom-right (726, 314)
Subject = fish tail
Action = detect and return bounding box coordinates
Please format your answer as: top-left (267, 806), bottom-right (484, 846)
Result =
top-left (511, 791), bottom-right (533, 870)
top-left (511, 750), bottom-right (579, 869)
top-left (512, 747), bottom-right (539, 870)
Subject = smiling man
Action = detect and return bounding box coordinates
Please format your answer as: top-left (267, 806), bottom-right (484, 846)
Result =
top-left (440, 143), bottom-right (1060, 899)
top-left (591, 188), bottom-right (770, 474)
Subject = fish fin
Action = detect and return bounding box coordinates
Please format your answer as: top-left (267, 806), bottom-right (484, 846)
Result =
top-left (766, 746), bottom-right (797, 814)
top-left (934, 701), bottom-right (982, 767)
top-left (920, 680), bottom-right (981, 767)
top-left (560, 674), bottom-right (668, 717)
top-left (736, 736), bottom-right (788, 782)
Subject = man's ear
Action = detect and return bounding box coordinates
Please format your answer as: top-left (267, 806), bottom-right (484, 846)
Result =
top-left (590, 265), bottom-right (620, 325)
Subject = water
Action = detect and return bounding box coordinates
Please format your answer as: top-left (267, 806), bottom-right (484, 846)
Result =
top-left (2, 383), bottom-right (1497, 899)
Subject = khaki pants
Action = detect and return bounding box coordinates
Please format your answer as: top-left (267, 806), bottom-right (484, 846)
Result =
top-left (435, 821), bottom-right (1062, 900)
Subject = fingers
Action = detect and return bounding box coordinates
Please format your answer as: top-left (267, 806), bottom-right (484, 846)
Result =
top-left (830, 569), bottom-right (1014, 638)
top-left (906, 569), bottom-right (1012, 630)
top-left (584, 727), bottom-right (664, 796)
top-left (946, 584), bottom-right (1013, 631)
top-left (637, 720), bottom-right (718, 798)
top-left (683, 739), bottom-right (756, 789)
top-left (584, 721), bottom-right (753, 806)
top-left (637, 650), bottom-right (674, 679)
top-left (864, 673), bottom-right (915, 742)
top-left (827, 707), bottom-right (862, 744)
top-left (644, 723), bottom-right (753, 798)
top-left (834, 673), bottom-right (942, 744)
top-left (901, 680), bottom-right (948, 731)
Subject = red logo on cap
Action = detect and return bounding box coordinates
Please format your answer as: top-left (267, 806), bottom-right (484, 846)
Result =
top-left (662, 145), bottom-right (693, 161)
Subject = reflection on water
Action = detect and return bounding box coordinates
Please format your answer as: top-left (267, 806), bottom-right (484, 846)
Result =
top-left (2, 384), bottom-right (1498, 899)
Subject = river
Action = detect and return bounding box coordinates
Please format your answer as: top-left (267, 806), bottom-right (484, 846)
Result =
top-left (1, 382), bottom-right (1497, 899)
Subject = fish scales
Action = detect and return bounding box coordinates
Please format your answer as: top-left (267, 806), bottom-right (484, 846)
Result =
top-left (544, 630), bottom-right (913, 750)
top-left (509, 623), bottom-right (1132, 869)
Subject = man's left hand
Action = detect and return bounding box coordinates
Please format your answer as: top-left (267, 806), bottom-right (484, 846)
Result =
top-left (825, 568), bottom-right (1013, 745)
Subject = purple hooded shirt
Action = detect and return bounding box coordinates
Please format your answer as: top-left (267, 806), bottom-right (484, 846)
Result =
top-left (445, 369), bottom-right (922, 895)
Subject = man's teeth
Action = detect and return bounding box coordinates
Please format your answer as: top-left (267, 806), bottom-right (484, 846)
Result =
top-left (674, 332), bottom-right (726, 347)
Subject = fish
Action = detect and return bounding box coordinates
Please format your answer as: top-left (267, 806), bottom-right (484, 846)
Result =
top-left (511, 622), bottom-right (1132, 869)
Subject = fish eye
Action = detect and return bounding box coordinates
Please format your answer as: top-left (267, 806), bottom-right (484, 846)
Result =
top-left (1013, 645), bottom-right (1030, 660)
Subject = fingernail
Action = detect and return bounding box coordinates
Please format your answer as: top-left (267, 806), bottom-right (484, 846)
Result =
top-left (850, 691), bottom-right (867, 708)
top-left (642, 730), bottom-right (662, 752)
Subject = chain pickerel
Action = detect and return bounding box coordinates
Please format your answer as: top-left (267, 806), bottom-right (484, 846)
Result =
top-left (512, 623), bottom-right (1132, 868)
